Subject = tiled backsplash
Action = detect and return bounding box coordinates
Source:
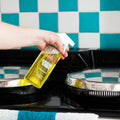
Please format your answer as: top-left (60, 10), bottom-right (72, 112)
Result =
top-left (0, 0), bottom-right (120, 50)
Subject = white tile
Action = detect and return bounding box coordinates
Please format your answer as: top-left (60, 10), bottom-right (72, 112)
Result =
top-left (4, 74), bottom-right (19, 79)
top-left (102, 72), bottom-right (119, 77)
top-left (38, 0), bottom-right (58, 12)
top-left (59, 12), bottom-right (79, 33)
top-left (83, 69), bottom-right (101, 73)
top-left (0, 69), bottom-right (4, 74)
top-left (79, 33), bottom-right (100, 48)
top-left (78, 0), bottom-right (100, 12)
top-left (71, 73), bottom-right (85, 79)
top-left (86, 77), bottom-right (102, 82)
top-left (3, 66), bottom-right (20, 69)
top-left (19, 13), bottom-right (39, 29)
top-left (100, 12), bottom-right (120, 33)
top-left (19, 69), bottom-right (28, 75)
top-left (1, 0), bottom-right (19, 13)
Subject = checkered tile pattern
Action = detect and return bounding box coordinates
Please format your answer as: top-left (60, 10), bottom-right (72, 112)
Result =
top-left (0, 66), bottom-right (29, 79)
top-left (0, 0), bottom-right (120, 49)
top-left (70, 68), bottom-right (120, 83)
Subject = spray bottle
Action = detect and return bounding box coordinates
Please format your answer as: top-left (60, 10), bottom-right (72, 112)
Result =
top-left (19, 33), bottom-right (75, 88)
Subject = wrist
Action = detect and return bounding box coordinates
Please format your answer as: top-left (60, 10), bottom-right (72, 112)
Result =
top-left (21, 27), bottom-right (40, 47)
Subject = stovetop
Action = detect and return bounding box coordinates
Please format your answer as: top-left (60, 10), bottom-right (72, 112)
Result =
top-left (0, 49), bottom-right (120, 118)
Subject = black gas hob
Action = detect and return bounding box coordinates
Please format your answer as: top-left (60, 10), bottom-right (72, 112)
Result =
top-left (0, 49), bottom-right (120, 118)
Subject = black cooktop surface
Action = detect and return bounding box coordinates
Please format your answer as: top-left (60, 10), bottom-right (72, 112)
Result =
top-left (0, 49), bottom-right (120, 118)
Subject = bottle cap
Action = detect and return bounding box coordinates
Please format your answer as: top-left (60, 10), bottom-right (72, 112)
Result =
top-left (57, 33), bottom-right (75, 53)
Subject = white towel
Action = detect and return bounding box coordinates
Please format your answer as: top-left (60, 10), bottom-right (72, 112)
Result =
top-left (0, 109), bottom-right (18, 120)
top-left (56, 113), bottom-right (98, 120)
top-left (0, 109), bottom-right (99, 120)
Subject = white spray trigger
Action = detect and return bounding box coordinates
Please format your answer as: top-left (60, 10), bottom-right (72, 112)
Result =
top-left (57, 33), bottom-right (75, 53)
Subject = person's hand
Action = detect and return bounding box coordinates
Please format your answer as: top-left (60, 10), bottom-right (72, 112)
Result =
top-left (33, 29), bottom-right (69, 60)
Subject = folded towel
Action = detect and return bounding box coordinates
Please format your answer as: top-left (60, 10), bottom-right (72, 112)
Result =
top-left (0, 109), bottom-right (18, 120)
top-left (56, 113), bottom-right (98, 120)
top-left (0, 109), bottom-right (99, 120)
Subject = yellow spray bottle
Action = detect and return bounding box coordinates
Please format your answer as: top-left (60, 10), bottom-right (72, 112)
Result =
top-left (19, 33), bottom-right (75, 89)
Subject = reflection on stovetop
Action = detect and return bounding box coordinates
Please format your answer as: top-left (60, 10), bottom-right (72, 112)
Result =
top-left (0, 81), bottom-right (81, 112)
top-left (1, 80), bottom-right (120, 118)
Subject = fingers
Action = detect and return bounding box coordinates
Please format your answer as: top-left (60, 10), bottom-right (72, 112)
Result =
top-left (61, 52), bottom-right (68, 60)
top-left (61, 55), bottom-right (65, 60)
top-left (55, 38), bottom-right (64, 54)
top-left (61, 48), bottom-right (69, 60)
top-left (37, 30), bottom-right (69, 59)
top-left (66, 46), bottom-right (69, 51)
top-left (49, 33), bottom-right (69, 60)
top-left (45, 31), bottom-right (64, 54)
top-left (48, 32), bottom-right (64, 54)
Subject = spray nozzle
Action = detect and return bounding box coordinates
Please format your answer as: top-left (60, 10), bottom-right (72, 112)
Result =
top-left (57, 33), bottom-right (75, 54)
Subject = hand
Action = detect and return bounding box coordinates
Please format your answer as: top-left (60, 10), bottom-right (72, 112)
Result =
top-left (33, 30), bottom-right (69, 60)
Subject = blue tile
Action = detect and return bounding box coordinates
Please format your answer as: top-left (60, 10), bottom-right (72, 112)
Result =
top-left (100, 34), bottom-right (120, 49)
top-left (102, 77), bottom-right (118, 83)
top-left (79, 12), bottom-right (99, 32)
top-left (4, 69), bottom-right (19, 74)
top-left (67, 33), bottom-right (79, 49)
top-left (39, 13), bottom-right (58, 32)
top-left (0, 74), bottom-right (4, 79)
top-left (85, 72), bottom-right (101, 78)
top-left (19, 75), bottom-right (25, 78)
top-left (21, 46), bottom-right (38, 50)
top-left (19, 0), bottom-right (38, 12)
top-left (1, 13), bottom-right (19, 26)
top-left (101, 69), bottom-right (119, 72)
top-left (100, 0), bottom-right (120, 11)
top-left (59, 0), bottom-right (78, 11)
top-left (21, 67), bottom-right (29, 70)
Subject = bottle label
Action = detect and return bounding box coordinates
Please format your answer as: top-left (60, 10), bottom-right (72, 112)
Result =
top-left (42, 59), bottom-right (52, 69)
top-left (46, 54), bottom-right (58, 64)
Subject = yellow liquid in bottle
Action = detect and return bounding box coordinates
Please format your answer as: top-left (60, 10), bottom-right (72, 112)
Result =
top-left (21, 50), bottom-right (61, 88)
